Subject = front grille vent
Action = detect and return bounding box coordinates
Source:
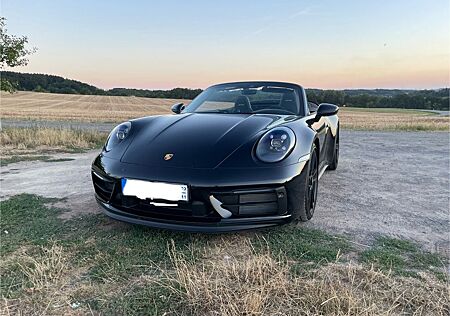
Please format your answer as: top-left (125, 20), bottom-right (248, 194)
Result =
top-left (92, 171), bottom-right (115, 201)
top-left (212, 187), bottom-right (287, 217)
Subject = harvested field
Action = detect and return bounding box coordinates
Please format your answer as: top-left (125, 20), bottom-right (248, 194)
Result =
top-left (1, 91), bottom-right (448, 131)
top-left (340, 107), bottom-right (449, 131)
top-left (0, 91), bottom-right (190, 122)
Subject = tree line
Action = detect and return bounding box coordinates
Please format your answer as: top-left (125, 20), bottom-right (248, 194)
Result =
top-left (306, 88), bottom-right (449, 110)
top-left (1, 71), bottom-right (448, 110)
top-left (0, 71), bottom-right (203, 100)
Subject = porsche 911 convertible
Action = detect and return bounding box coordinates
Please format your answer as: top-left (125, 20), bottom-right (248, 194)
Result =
top-left (91, 81), bottom-right (339, 232)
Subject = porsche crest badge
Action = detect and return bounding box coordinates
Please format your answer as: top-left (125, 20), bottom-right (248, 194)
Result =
top-left (164, 153), bottom-right (174, 161)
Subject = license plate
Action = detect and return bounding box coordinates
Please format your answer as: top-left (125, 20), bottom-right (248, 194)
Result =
top-left (121, 179), bottom-right (188, 202)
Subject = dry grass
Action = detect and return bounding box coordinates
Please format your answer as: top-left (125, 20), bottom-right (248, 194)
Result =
top-left (17, 244), bottom-right (68, 292)
top-left (0, 127), bottom-right (106, 164)
top-left (0, 244), bottom-right (78, 316)
top-left (165, 241), bottom-right (449, 316)
top-left (1, 91), bottom-right (448, 130)
top-left (1, 235), bottom-right (448, 315)
top-left (0, 127), bottom-right (106, 149)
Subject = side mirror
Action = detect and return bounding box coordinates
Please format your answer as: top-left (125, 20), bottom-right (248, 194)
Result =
top-left (316, 103), bottom-right (339, 118)
top-left (171, 102), bottom-right (185, 114)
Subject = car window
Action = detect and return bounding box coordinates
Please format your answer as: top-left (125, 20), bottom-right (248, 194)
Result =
top-left (185, 85), bottom-right (300, 115)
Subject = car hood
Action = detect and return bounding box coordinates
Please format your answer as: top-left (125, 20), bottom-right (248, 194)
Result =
top-left (121, 113), bottom-right (288, 169)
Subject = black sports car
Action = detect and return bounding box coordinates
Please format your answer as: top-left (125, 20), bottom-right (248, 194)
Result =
top-left (91, 81), bottom-right (339, 232)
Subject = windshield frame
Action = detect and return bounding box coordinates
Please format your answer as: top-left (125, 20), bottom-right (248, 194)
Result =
top-left (183, 81), bottom-right (306, 117)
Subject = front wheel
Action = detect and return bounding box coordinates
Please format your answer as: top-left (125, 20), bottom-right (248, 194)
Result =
top-left (288, 145), bottom-right (319, 222)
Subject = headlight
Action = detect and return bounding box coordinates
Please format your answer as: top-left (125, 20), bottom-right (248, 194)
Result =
top-left (255, 127), bottom-right (296, 163)
top-left (105, 122), bottom-right (131, 151)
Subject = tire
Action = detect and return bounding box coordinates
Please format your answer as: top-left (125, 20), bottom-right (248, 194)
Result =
top-left (288, 144), bottom-right (319, 222)
top-left (327, 128), bottom-right (339, 171)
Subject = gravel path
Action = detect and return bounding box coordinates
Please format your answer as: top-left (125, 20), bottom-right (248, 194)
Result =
top-left (1, 130), bottom-right (448, 253)
top-left (307, 131), bottom-right (449, 254)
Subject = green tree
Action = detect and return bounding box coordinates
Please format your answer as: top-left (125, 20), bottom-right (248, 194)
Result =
top-left (0, 17), bottom-right (36, 92)
top-left (0, 76), bottom-right (17, 92)
top-left (33, 84), bottom-right (46, 93)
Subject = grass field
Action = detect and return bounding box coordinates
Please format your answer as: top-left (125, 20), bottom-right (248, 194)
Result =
top-left (1, 91), bottom-right (449, 131)
top-left (0, 194), bottom-right (448, 315)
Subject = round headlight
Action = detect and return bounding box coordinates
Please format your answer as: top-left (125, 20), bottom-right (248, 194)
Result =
top-left (105, 122), bottom-right (131, 151)
top-left (255, 126), bottom-right (296, 163)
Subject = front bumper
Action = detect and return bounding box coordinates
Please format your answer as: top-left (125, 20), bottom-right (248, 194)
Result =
top-left (96, 199), bottom-right (291, 232)
top-left (92, 154), bottom-right (308, 232)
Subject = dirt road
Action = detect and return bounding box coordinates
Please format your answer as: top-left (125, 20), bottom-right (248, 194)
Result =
top-left (1, 130), bottom-right (448, 253)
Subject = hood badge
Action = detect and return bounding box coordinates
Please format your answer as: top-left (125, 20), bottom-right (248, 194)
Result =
top-left (164, 153), bottom-right (174, 161)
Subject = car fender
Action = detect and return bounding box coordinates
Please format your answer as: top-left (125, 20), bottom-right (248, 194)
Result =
top-left (284, 118), bottom-right (318, 163)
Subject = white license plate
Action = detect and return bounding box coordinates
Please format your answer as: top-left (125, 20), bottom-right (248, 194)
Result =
top-left (122, 179), bottom-right (188, 202)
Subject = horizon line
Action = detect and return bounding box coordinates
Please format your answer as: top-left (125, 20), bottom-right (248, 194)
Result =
top-left (3, 69), bottom-right (449, 91)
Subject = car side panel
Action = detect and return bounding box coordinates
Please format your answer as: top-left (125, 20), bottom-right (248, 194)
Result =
top-left (324, 115), bottom-right (338, 166)
top-left (309, 114), bottom-right (339, 168)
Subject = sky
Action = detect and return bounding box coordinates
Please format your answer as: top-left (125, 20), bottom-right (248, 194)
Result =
top-left (1, 0), bottom-right (449, 90)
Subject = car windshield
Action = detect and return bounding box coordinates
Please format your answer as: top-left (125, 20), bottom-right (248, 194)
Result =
top-left (184, 84), bottom-right (300, 115)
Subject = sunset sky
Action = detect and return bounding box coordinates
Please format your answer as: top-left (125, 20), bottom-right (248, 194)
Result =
top-left (2, 0), bottom-right (449, 90)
